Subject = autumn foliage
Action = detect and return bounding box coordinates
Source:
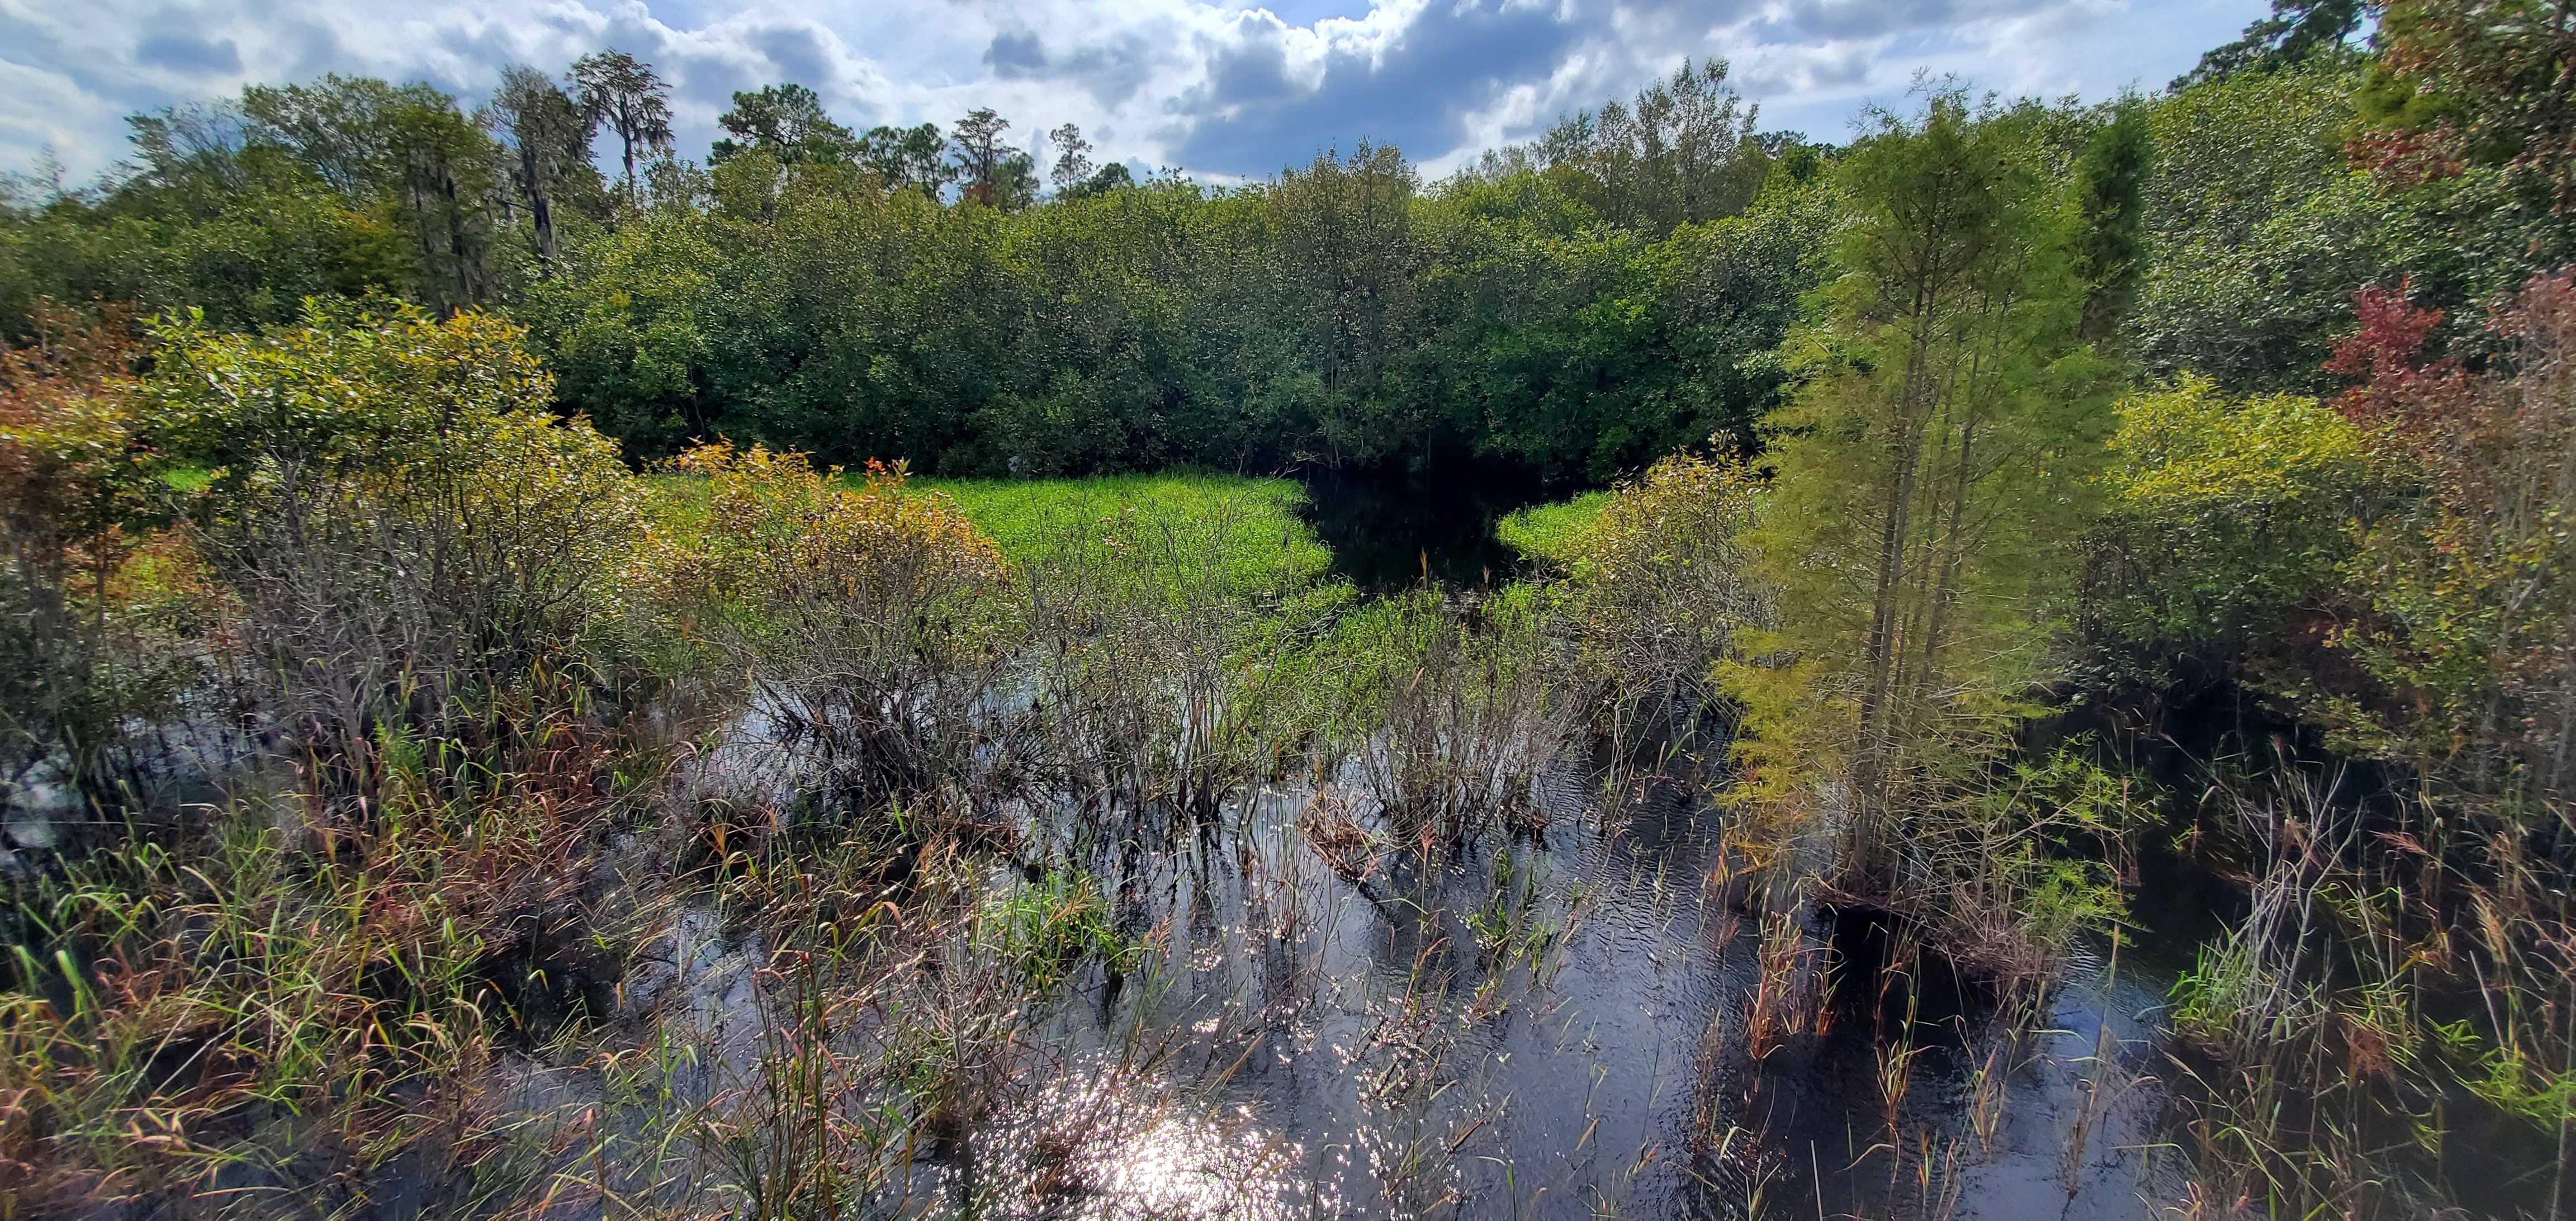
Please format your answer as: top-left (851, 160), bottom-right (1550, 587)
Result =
top-left (2331, 271), bottom-right (2576, 810)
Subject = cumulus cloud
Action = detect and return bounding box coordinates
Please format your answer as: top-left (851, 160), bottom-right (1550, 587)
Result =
top-left (0, 0), bottom-right (2265, 185)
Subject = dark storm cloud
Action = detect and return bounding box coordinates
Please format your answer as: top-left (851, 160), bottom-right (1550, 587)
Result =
top-left (982, 22), bottom-right (1181, 109)
top-left (1062, 37), bottom-right (1164, 107)
top-left (746, 24), bottom-right (842, 92)
top-left (1170, 0), bottom-right (1593, 177)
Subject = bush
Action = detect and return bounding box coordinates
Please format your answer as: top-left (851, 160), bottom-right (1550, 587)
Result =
top-left (1333, 589), bottom-right (1574, 858)
top-left (1010, 484), bottom-right (1347, 834)
top-left (2331, 272), bottom-right (2576, 812)
top-left (0, 305), bottom-right (180, 807)
top-left (149, 301), bottom-right (644, 820)
top-left (2084, 374), bottom-right (2375, 680)
top-left (1552, 451), bottom-right (1767, 750)
top-left (649, 442), bottom-right (1010, 818)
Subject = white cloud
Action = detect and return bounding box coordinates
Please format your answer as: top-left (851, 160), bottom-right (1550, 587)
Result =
top-left (0, 0), bottom-right (2267, 184)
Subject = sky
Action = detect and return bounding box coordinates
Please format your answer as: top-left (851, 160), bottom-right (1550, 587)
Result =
top-left (2, 0), bottom-right (2269, 187)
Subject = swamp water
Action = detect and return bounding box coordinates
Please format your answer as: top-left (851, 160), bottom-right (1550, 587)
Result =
top-left (603, 756), bottom-right (2191, 1220)
top-left (1298, 463), bottom-right (1551, 592)
top-left (521, 475), bottom-right (2199, 1218)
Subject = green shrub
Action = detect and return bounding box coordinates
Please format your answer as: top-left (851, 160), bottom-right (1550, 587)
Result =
top-left (149, 301), bottom-right (645, 817)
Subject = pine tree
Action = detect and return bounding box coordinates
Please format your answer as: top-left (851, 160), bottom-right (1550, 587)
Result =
top-left (570, 50), bottom-right (673, 207)
top-left (1724, 92), bottom-right (2124, 962)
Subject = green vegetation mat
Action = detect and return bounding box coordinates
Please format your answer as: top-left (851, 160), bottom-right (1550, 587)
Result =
top-left (1495, 493), bottom-right (1609, 569)
top-left (646, 470), bottom-right (1333, 595)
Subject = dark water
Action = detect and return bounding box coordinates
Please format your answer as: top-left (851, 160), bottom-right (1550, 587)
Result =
top-left (1298, 462), bottom-right (1556, 591)
top-left (572, 637), bottom-right (2568, 1218)
top-left (889, 767), bottom-right (2190, 1219)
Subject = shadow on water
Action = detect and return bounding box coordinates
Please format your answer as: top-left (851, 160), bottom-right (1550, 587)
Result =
top-left (1298, 460), bottom-right (1555, 591)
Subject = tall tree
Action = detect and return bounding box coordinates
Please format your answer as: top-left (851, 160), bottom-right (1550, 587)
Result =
top-left (2072, 99), bottom-right (2153, 344)
top-left (949, 108), bottom-right (1038, 209)
top-left (1533, 59), bottom-right (1771, 235)
top-left (387, 91), bottom-right (503, 312)
top-left (241, 74), bottom-right (409, 195)
top-left (2176, 0), bottom-right (2367, 87)
top-left (1727, 92), bottom-right (2115, 889)
top-left (1048, 122), bottom-right (1093, 194)
top-left (2129, 60), bottom-right (2391, 389)
top-left (859, 123), bottom-right (951, 197)
top-left (242, 75), bottom-right (501, 311)
top-left (571, 50), bottom-right (674, 207)
top-left (711, 84), bottom-right (857, 165)
top-left (481, 64), bottom-right (595, 268)
top-left (125, 101), bottom-right (250, 190)
top-left (1268, 141), bottom-right (1418, 458)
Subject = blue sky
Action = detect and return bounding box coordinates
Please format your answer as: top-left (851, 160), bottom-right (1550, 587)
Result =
top-left (2, 0), bottom-right (2269, 187)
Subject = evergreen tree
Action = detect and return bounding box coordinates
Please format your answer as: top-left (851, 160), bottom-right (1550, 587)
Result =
top-left (1047, 122), bottom-right (1093, 194)
top-left (571, 50), bottom-right (674, 207)
top-left (2072, 99), bottom-right (2153, 344)
top-left (1726, 92), bottom-right (2120, 939)
top-left (712, 84), bottom-right (858, 165)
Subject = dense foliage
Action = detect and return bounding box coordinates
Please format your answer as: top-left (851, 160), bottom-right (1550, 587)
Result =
top-left (13, 6), bottom-right (2576, 1217)
top-left (2, 60), bottom-right (1828, 488)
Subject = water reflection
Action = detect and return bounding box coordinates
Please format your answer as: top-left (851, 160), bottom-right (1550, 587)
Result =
top-left (973, 766), bottom-right (2190, 1219)
top-left (1297, 461), bottom-right (1554, 591)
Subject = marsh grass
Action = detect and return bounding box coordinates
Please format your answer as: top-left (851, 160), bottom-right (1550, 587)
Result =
top-left (2151, 760), bottom-right (2553, 1218)
top-left (0, 742), bottom-right (617, 1213)
top-left (1334, 589), bottom-right (1578, 862)
top-left (1494, 493), bottom-right (1609, 571)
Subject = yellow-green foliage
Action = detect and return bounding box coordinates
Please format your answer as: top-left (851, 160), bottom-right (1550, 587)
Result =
top-left (907, 474), bottom-right (1332, 605)
top-left (146, 302), bottom-right (647, 778)
top-left (2097, 374), bottom-right (2371, 647)
top-left (1712, 95), bottom-right (2132, 980)
top-left (1495, 492), bottom-right (1609, 569)
top-left (149, 301), bottom-right (556, 469)
top-left (2114, 377), bottom-right (2366, 508)
top-left (1573, 452), bottom-right (1762, 590)
top-left (643, 442), bottom-right (1008, 691)
top-left (150, 306), bottom-right (648, 641)
top-left (1525, 453), bottom-right (1766, 736)
top-left (657, 444), bottom-right (1005, 626)
top-left (1723, 96), bottom-right (2116, 813)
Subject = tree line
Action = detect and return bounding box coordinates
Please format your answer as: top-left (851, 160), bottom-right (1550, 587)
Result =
top-left (9, 11), bottom-right (2574, 491)
top-left (0, 58), bottom-right (1824, 483)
